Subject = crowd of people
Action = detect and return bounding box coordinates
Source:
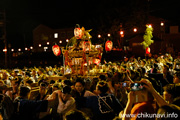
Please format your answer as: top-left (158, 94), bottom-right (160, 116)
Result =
top-left (0, 53), bottom-right (180, 120)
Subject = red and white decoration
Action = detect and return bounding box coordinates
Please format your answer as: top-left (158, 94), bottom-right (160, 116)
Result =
top-left (52, 45), bottom-right (61, 56)
top-left (105, 40), bottom-right (113, 52)
top-left (74, 27), bottom-right (83, 39)
top-left (83, 41), bottom-right (91, 52)
top-left (146, 47), bottom-right (150, 54)
top-left (93, 59), bottom-right (101, 65)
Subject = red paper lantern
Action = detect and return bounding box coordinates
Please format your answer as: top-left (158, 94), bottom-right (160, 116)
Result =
top-left (146, 47), bottom-right (150, 54)
top-left (74, 28), bottom-right (83, 39)
top-left (105, 40), bottom-right (113, 51)
top-left (93, 59), bottom-right (101, 65)
top-left (52, 45), bottom-right (61, 56)
top-left (83, 41), bottom-right (91, 52)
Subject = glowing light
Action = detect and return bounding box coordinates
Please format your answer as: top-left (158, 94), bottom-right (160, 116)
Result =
top-left (47, 42), bottom-right (49, 45)
top-left (66, 39), bottom-right (69, 42)
top-left (30, 46), bottom-right (33, 49)
top-left (52, 45), bottom-right (61, 56)
top-left (120, 30), bottom-right (124, 37)
top-left (44, 47), bottom-right (48, 50)
top-left (161, 22), bottom-right (164, 26)
top-left (146, 47), bottom-right (151, 54)
top-left (54, 33), bottom-right (58, 38)
top-left (107, 33), bottom-right (111, 37)
top-left (3, 49), bottom-right (7, 52)
top-left (74, 28), bottom-right (82, 39)
top-left (133, 28), bottom-right (137, 32)
top-left (44, 47), bottom-right (48, 52)
top-left (39, 44), bottom-right (41, 47)
top-left (120, 31), bottom-right (124, 35)
top-left (25, 48), bottom-right (28, 50)
top-left (59, 40), bottom-right (62, 43)
top-left (105, 40), bottom-right (113, 52)
top-left (98, 34), bottom-right (101, 38)
top-left (18, 48), bottom-right (21, 51)
top-left (11, 49), bottom-right (14, 52)
top-left (148, 24), bottom-right (152, 28)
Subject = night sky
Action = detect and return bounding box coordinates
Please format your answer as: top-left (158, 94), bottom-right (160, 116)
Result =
top-left (1, 0), bottom-right (180, 49)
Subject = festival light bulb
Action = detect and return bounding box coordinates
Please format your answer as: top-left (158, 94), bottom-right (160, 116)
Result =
top-left (148, 24), bottom-right (152, 28)
top-left (120, 31), bottom-right (124, 35)
top-left (3, 49), bottom-right (7, 52)
top-left (161, 22), bottom-right (164, 26)
top-left (133, 28), bottom-right (137, 32)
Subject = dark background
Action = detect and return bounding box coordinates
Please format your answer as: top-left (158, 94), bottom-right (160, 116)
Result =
top-left (1, 0), bottom-right (180, 48)
top-left (0, 0), bottom-right (180, 68)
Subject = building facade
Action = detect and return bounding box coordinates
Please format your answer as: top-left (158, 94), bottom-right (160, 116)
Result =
top-left (33, 24), bottom-right (73, 52)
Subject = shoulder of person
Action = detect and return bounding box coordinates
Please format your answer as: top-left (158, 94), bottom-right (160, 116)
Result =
top-left (67, 97), bottom-right (76, 104)
top-left (84, 90), bottom-right (96, 97)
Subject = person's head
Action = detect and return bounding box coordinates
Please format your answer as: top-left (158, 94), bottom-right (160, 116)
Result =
top-left (2, 71), bottom-right (9, 80)
top-left (39, 82), bottom-right (48, 95)
top-left (130, 98), bottom-right (155, 119)
top-left (45, 67), bottom-right (49, 72)
top-left (153, 63), bottom-right (159, 73)
top-left (61, 85), bottom-right (72, 101)
top-left (107, 72), bottom-right (113, 78)
top-left (157, 104), bottom-right (180, 120)
top-left (24, 77), bottom-right (33, 85)
top-left (99, 74), bottom-right (107, 81)
top-left (138, 67), bottom-right (146, 78)
top-left (96, 81), bottom-right (109, 94)
top-left (84, 78), bottom-right (92, 90)
top-left (52, 83), bottom-right (60, 92)
top-left (11, 78), bottom-right (20, 90)
top-left (163, 64), bottom-right (169, 74)
top-left (19, 86), bottom-right (31, 99)
top-left (62, 79), bottom-right (73, 87)
top-left (163, 84), bottom-right (176, 103)
top-left (65, 109), bottom-right (89, 120)
top-left (112, 72), bottom-right (125, 83)
top-left (49, 80), bottom-right (55, 85)
top-left (38, 68), bottom-right (44, 75)
top-left (25, 71), bottom-right (31, 77)
top-left (31, 69), bottom-right (36, 76)
top-left (74, 78), bottom-right (85, 93)
top-left (173, 71), bottom-right (180, 83)
top-left (140, 59), bottom-right (146, 66)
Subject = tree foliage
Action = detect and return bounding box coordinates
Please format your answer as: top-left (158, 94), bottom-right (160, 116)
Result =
top-left (141, 25), bottom-right (154, 49)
